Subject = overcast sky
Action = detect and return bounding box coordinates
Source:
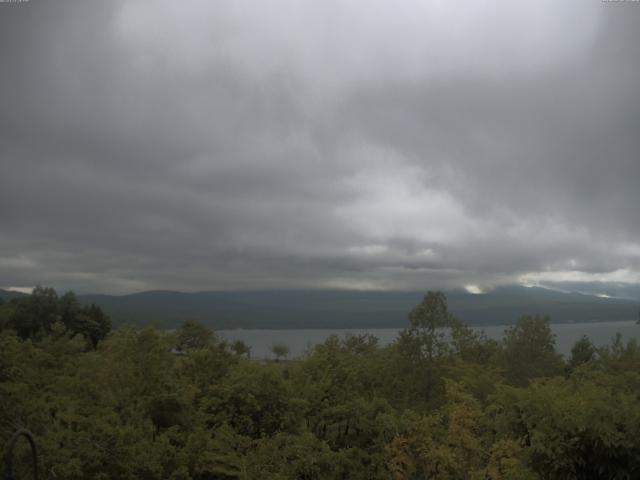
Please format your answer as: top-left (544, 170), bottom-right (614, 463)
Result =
top-left (1, 0), bottom-right (640, 296)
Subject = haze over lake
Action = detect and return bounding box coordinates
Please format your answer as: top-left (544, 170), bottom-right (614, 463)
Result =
top-left (220, 320), bottom-right (640, 359)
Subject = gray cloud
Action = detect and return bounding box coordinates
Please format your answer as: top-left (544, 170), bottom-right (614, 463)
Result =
top-left (1, 0), bottom-right (640, 295)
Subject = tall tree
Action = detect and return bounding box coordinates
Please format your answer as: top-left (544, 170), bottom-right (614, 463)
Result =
top-left (404, 291), bottom-right (455, 361)
top-left (271, 343), bottom-right (290, 361)
top-left (176, 319), bottom-right (213, 352)
top-left (59, 290), bottom-right (80, 332)
top-left (9, 285), bottom-right (59, 339)
top-left (568, 335), bottom-right (597, 372)
top-left (76, 303), bottom-right (111, 349)
top-left (502, 315), bottom-right (563, 386)
top-left (231, 339), bottom-right (251, 358)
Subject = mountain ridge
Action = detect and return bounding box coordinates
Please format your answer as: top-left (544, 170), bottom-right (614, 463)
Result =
top-left (3, 286), bottom-right (638, 329)
top-left (76, 286), bottom-right (640, 329)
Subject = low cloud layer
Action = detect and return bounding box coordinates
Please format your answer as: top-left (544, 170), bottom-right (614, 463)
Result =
top-left (1, 1), bottom-right (639, 295)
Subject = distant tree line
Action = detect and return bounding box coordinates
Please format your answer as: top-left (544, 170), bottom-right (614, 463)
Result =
top-left (1, 289), bottom-right (640, 479)
top-left (0, 286), bottom-right (111, 349)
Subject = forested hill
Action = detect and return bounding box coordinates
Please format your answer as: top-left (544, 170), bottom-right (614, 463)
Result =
top-left (0, 289), bottom-right (28, 302)
top-left (48, 286), bottom-right (640, 329)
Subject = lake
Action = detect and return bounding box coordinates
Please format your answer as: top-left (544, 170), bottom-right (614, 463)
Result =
top-left (219, 320), bottom-right (640, 358)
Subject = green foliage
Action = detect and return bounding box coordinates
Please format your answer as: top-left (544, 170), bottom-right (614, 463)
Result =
top-left (9, 286), bottom-right (59, 339)
top-left (490, 376), bottom-right (640, 479)
top-left (245, 432), bottom-right (338, 479)
top-left (2, 289), bottom-right (640, 479)
top-left (0, 299), bottom-right (15, 331)
top-left (230, 339), bottom-right (251, 358)
top-left (203, 362), bottom-right (298, 438)
top-left (502, 315), bottom-right (564, 386)
top-left (2, 288), bottom-right (111, 348)
top-left (568, 335), bottom-right (597, 373)
top-left (405, 290), bottom-right (455, 361)
top-left (176, 320), bottom-right (214, 352)
top-left (271, 343), bottom-right (290, 361)
top-left (388, 381), bottom-right (488, 479)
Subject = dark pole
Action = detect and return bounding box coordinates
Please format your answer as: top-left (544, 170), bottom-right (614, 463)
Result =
top-left (3, 429), bottom-right (38, 480)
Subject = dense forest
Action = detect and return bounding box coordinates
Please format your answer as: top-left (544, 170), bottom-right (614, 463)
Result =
top-left (2, 288), bottom-right (640, 479)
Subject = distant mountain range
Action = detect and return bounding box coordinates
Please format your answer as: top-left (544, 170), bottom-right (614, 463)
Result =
top-left (3, 286), bottom-right (638, 329)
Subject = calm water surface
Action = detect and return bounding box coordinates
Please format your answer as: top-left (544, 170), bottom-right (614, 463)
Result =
top-left (219, 321), bottom-right (640, 359)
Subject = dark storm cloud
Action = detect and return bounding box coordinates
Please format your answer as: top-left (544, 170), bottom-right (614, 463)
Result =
top-left (1, 0), bottom-right (639, 295)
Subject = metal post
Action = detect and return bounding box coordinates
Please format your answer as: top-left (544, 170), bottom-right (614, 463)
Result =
top-left (3, 429), bottom-right (38, 480)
